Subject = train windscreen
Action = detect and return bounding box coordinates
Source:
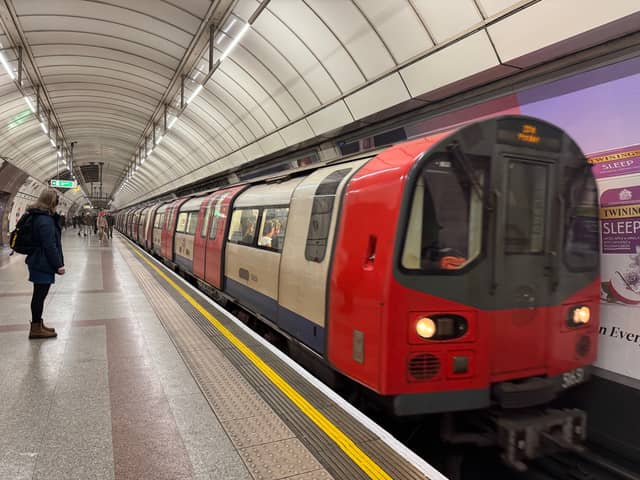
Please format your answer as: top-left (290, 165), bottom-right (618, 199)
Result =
top-left (401, 154), bottom-right (487, 272)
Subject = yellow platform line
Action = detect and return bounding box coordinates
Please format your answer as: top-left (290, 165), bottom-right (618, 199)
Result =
top-left (129, 245), bottom-right (394, 480)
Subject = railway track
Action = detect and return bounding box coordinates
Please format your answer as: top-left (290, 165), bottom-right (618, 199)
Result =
top-left (525, 450), bottom-right (640, 480)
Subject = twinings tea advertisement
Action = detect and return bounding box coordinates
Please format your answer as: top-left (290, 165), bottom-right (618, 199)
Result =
top-left (591, 148), bottom-right (640, 379)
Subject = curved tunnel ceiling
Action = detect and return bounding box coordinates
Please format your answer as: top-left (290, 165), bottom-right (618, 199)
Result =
top-left (0, 0), bottom-right (637, 208)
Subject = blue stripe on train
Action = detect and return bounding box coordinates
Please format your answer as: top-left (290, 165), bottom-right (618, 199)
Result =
top-left (224, 277), bottom-right (325, 354)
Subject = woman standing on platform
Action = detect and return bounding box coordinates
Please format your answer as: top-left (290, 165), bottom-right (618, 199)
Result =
top-left (25, 189), bottom-right (65, 339)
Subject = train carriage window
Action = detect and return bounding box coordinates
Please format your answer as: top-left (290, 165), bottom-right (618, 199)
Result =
top-left (228, 208), bottom-right (259, 245)
top-left (186, 212), bottom-right (198, 235)
top-left (209, 193), bottom-right (229, 240)
top-left (200, 200), bottom-right (213, 237)
top-left (258, 208), bottom-right (289, 252)
top-left (305, 168), bottom-right (351, 262)
top-left (176, 212), bottom-right (188, 233)
top-left (402, 155), bottom-right (486, 272)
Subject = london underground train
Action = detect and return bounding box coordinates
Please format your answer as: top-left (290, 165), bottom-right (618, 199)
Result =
top-left (117, 116), bottom-right (600, 469)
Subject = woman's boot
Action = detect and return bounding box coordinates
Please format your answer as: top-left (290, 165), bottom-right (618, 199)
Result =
top-left (40, 319), bottom-right (56, 333)
top-left (29, 323), bottom-right (57, 339)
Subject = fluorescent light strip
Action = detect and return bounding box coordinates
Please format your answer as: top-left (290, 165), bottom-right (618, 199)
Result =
top-left (168, 117), bottom-right (177, 129)
top-left (40, 122), bottom-right (48, 134)
top-left (186, 84), bottom-right (203, 104)
top-left (24, 96), bottom-right (36, 113)
top-left (216, 18), bottom-right (237, 45)
top-left (219, 22), bottom-right (250, 62)
top-left (0, 50), bottom-right (15, 80)
top-left (156, 134), bottom-right (163, 145)
top-left (49, 138), bottom-right (56, 147)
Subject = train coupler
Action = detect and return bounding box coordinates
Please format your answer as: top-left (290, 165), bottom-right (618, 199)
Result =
top-left (496, 408), bottom-right (587, 471)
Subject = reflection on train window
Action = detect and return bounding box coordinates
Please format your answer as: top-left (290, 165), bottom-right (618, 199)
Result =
top-left (201, 198), bottom-right (214, 237)
top-left (176, 212), bottom-right (188, 233)
top-left (154, 212), bottom-right (163, 228)
top-left (506, 161), bottom-right (548, 254)
top-left (564, 170), bottom-right (599, 271)
top-left (228, 208), bottom-right (259, 245)
top-left (305, 168), bottom-right (351, 262)
top-left (185, 212), bottom-right (199, 235)
top-left (258, 207), bottom-right (289, 252)
top-left (209, 193), bottom-right (229, 240)
top-left (402, 156), bottom-right (486, 272)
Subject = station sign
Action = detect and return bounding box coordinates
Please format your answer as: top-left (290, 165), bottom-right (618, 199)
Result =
top-left (50, 179), bottom-right (77, 188)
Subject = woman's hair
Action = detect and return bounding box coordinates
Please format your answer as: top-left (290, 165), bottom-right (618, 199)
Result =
top-left (29, 188), bottom-right (59, 214)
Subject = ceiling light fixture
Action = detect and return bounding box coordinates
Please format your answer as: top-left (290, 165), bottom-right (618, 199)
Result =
top-left (0, 49), bottom-right (15, 80)
top-left (186, 84), bottom-right (203, 104)
top-left (168, 117), bottom-right (178, 129)
top-left (219, 22), bottom-right (250, 62)
top-left (39, 121), bottom-right (47, 134)
top-left (24, 96), bottom-right (36, 113)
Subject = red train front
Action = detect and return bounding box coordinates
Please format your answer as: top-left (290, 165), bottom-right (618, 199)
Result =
top-left (328, 117), bottom-right (599, 416)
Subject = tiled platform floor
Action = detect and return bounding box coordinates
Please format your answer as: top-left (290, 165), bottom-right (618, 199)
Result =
top-left (0, 230), bottom-right (329, 480)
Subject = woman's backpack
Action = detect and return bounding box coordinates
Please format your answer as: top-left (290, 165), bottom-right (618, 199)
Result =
top-left (9, 212), bottom-right (37, 255)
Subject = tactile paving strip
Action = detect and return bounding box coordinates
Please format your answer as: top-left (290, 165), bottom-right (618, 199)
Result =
top-left (120, 240), bottom-right (431, 480)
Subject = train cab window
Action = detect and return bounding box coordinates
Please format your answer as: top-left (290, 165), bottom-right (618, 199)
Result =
top-left (305, 168), bottom-right (351, 262)
top-left (505, 161), bottom-right (548, 254)
top-left (176, 212), bottom-right (188, 233)
top-left (228, 208), bottom-right (259, 245)
top-left (402, 156), bottom-right (486, 272)
top-left (258, 208), bottom-right (289, 252)
top-left (564, 169), bottom-right (599, 271)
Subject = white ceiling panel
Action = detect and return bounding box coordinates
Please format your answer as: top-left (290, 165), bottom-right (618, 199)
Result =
top-left (305, 0), bottom-right (395, 79)
top-left (208, 79), bottom-right (265, 138)
top-left (240, 28), bottom-right (320, 112)
top-left (218, 62), bottom-right (288, 126)
top-left (279, 119), bottom-right (315, 147)
top-left (475, 0), bottom-right (525, 17)
top-left (354, 0), bottom-right (433, 63)
top-left (215, 71), bottom-right (276, 133)
top-left (268, 0), bottom-right (364, 93)
top-left (258, 132), bottom-right (286, 156)
top-left (400, 30), bottom-right (499, 97)
top-left (252, 10), bottom-right (341, 103)
top-left (345, 73), bottom-right (411, 120)
top-left (307, 100), bottom-right (354, 136)
top-left (412, 0), bottom-right (483, 43)
top-left (26, 31), bottom-right (180, 68)
top-left (226, 50), bottom-right (303, 120)
top-left (488, 0), bottom-right (640, 64)
top-left (240, 143), bottom-right (263, 164)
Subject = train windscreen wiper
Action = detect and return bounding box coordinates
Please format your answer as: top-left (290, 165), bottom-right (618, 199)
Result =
top-left (446, 142), bottom-right (485, 203)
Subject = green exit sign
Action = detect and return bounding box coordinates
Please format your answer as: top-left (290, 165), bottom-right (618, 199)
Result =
top-left (50, 179), bottom-right (77, 189)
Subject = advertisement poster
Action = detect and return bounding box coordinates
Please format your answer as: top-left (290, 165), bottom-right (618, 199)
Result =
top-left (591, 146), bottom-right (640, 380)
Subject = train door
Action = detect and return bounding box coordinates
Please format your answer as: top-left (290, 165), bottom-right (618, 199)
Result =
top-left (489, 154), bottom-right (556, 376)
top-left (192, 194), bottom-right (214, 280)
top-left (202, 186), bottom-right (245, 289)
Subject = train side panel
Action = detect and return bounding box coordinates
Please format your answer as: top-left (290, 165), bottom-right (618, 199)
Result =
top-left (278, 161), bottom-right (366, 354)
top-left (223, 179), bottom-right (302, 322)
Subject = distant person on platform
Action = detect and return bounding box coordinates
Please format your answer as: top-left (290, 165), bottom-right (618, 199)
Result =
top-left (97, 211), bottom-right (108, 242)
top-left (106, 212), bottom-right (114, 239)
top-left (59, 214), bottom-right (66, 231)
top-left (25, 189), bottom-right (65, 339)
top-left (82, 212), bottom-right (93, 236)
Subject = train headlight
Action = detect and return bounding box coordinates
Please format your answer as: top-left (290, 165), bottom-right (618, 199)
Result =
top-left (568, 306), bottom-right (590, 327)
top-left (416, 317), bottom-right (436, 339)
top-left (414, 315), bottom-right (468, 340)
